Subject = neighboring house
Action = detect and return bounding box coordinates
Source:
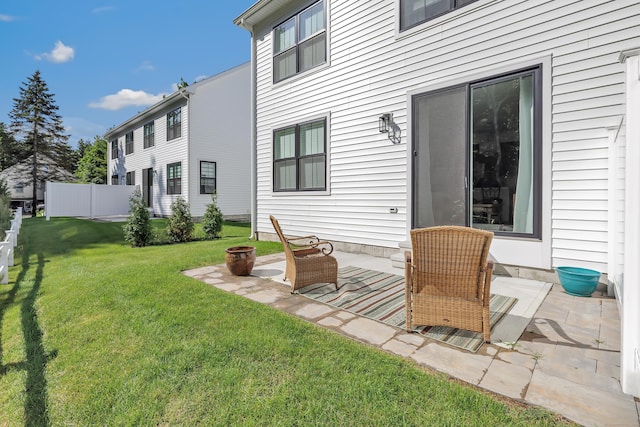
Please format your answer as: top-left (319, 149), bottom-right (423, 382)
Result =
top-left (105, 62), bottom-right (251, 220)
top-left (0, 154), bottom-right (75, 213)
top-left (235, 1), bottom-right (640, 396)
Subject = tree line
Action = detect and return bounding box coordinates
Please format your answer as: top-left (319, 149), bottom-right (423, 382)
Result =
top-left (0, 70), bottom-right (107, 216)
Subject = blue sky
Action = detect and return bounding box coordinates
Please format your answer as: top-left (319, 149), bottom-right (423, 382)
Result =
top-left (0, 1), bottom-right (257, 148)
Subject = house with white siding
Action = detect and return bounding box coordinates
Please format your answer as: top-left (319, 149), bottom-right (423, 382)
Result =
top-left (105, 62), bottom-right (251, 220)
top-left (235, 0), bottom-right (640, 396)
top-left (0, 154), bottom-right (75, 213)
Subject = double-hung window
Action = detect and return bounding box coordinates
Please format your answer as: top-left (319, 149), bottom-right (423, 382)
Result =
top-left (400, 0), bottom-right (477, 31)
top-left (273, 118), bottom-right (326, 192)
top-left (167, 108), bottom-right (182, 141)
top-left (110, 139), bottom-right (118, 160)
top-left (144, 122), bottom-right (155, 148)
top-left (111, 174), bottom-right (119, 185)
top-left (126, 171), bottom-right (135, 186)
top-left (273, 0), bottom-right (326, 83)
top-left (167, 162), bottom-right (181, 195)
top-left (125, 131), bottom-right (134, 155)
top-left (200, 161), bottom-right (216, 194)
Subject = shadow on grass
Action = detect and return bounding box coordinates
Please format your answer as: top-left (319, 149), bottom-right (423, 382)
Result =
top-left (0, 230), bottom-right (55, 426)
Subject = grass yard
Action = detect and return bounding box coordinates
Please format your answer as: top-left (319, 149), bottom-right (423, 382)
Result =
top-left (0, 217), bottom-right (573, 425)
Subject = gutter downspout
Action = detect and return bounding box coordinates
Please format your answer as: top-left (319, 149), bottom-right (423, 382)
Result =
top-left (178, 88), bottom-right (191, 214)
top-left (249, 29), bottom-right (258, 240)
top-left (235, 16), bottom-right (257, 240)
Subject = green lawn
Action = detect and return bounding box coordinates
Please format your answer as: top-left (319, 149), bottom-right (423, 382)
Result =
top-left (0, 217), bottom-right (573, 425)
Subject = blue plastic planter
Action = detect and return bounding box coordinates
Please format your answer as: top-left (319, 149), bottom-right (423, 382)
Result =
top-left (556, 266), bottom-right (601, 297)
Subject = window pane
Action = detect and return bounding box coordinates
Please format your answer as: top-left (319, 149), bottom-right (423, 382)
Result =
top-left (300, 156), bottom-right (325, 190)
top-left (471, 73), bottom-right (535, 234)
top-left (274, 128), bottom-right (296, 159)
top-left (299, 33), bottom-right (326, 73)
top-left (274, 49), bottom-right (297, 82)
top-left (402, 0), bottom-right (466, 29)
top-left (201, 162), bottom-right (215, 178)
top-left (300, 121), bottom-right (324, 156)
top-left (274, 18), bottom-right (296, 54)
top-left (274, 160), bottom-right (297, 190)
top-left (299, 2), bottom-right (324, 41)
top-left (201, 178), bottom-right (215, 194)
top-left (413, 86), bottom-right (467, 228)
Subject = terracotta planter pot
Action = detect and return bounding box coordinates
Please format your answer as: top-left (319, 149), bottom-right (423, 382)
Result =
top-left (225, 246), bottom-right (256, 276)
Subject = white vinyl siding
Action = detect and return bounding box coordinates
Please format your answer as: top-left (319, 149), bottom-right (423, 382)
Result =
top-left (251, 0), bottom-right (640, 271)
top-left (104, 64), bottom-right (251, 219)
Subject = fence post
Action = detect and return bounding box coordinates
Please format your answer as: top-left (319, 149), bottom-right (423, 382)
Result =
top-left (4, 230), bottom-right (15, 267)
top-left (0, 242), bottom-right (7, 284)
top-left (14, 209), bottom-right (22, 229)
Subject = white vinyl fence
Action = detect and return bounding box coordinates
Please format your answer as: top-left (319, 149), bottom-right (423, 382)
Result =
top-left (0, 208), bottom-right (22, 284)
top-left (45, 182), bottom-right (137, 220)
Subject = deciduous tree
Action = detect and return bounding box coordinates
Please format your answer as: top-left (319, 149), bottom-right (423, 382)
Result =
top-left (75, 136), bottom-right (107, 184)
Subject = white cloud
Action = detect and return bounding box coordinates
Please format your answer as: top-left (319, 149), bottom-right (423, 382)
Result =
top-left (135, 61), bottom-right (155, 72)
top-left (37, 40), bottom-right (75, 63)
top-left (0, 14), bottom-right (16, 22)
top-left (89, 89), bottom-right (166, 111)
top-left (91, 6), bottom-right (114, 13)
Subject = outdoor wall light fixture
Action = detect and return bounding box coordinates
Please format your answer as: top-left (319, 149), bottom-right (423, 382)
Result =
top-left (379, 113), bottom-right (392, 133)
top-left (378, 112), bottom-right (401, 144)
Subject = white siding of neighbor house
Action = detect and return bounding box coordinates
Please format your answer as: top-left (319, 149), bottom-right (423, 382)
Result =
top-left (250, 0), bottom-right (640, 271)
top-left (107, 63), bottom-right (251, 219)
top-left (108, 99), bottom-right (189, 217)
top-left (187, 63), bottom-right (252, 218)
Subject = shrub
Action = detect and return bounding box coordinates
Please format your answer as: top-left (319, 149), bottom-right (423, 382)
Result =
top-left (166, 197), bottom-right (193, 243)
top-left (0, 194), bottom-right (12, 239)
top-left (202, 193), bottom-right (224, 239)
top-left (123, 189), bottom-right (152, 247)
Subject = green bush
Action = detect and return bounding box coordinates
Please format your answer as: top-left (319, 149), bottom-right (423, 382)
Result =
top-left (166, 197), bottom-right (193, 243)
top-left (123, 189), bottom-right (153, 247)
top-left (0, 194), bottom-right (12, 238)
top-left (202, 193), bottom-right (224, 239)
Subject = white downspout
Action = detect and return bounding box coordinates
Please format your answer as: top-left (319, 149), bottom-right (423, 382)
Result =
top-left (178, 88), bottom-right (191, 213)
top-left (249, 30), bottom-right (258, 240)
top-left (619, 48), bottom-right (640, 398)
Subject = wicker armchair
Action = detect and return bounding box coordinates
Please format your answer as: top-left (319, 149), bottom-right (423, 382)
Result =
top-left (269, 215), bottom-right (338, 293)
top-left (405, 226), bottom-right (494, 342)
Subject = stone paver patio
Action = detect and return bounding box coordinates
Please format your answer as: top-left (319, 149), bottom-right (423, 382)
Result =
top-left (184, 252), bottom-right (640, 427)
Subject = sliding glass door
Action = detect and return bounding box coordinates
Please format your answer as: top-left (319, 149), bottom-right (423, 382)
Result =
top-left (412, 67), bottom-right (541, 237)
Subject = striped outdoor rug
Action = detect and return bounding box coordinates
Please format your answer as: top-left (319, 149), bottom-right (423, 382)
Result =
top-left (299, 265), bottom-right (517, 353)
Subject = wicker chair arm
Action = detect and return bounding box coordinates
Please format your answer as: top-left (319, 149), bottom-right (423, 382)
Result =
top-left (290, 240), bottom-right (334, 255)
top-left (286, 235), bottom-right (320, 245)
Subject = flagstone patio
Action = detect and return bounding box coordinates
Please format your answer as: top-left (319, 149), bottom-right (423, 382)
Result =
top-left (184, 251), bottom-right (640, 427)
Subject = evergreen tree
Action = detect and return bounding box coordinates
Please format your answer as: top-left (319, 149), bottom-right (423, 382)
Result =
top-left (0, 177), bottom-right (10, 198)
top-left (202, 193), bottom-right (224, 239)
top-left (166, 197), bottom-right (194, 243)
top-left (0, 122), bottom-right (24, 170)
top-left (75, 137), bottom-right (107, 184)
top-left (123, 188), bottom-right (153, 247)
top-left (8, 70), bottom-right (73, 216)
top-left (75, 138), bottom-right (92, 160)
